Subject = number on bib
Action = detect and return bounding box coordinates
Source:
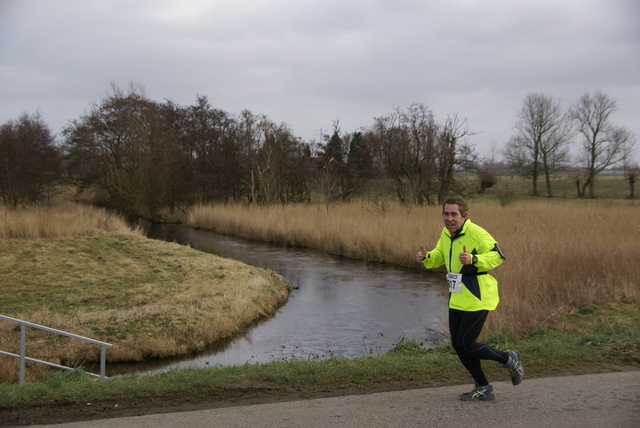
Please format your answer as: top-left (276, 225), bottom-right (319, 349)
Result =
top-left (446, 272), bottom-right (463, 293)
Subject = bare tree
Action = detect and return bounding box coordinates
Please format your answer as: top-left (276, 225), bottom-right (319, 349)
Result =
top-left (621, 129), bottom-right (638, 200)
top-left (254, 143), bottom-right (280, 205)
top-left (250, 121), bottom-right (308, 205)
top-left (503, 93), bottom-right (572, 197)
top-left (0, 112), bottom-right (60, 206)
top-left (435, 114), bottom-right (476, 203)
top-left (570, 90), bottom-right (635, 198)
top-left (63, 85), bottom-right (181, 220)
top-left (371, 103), bottom-right (438, 204)
top-left (363, 104), bottom-right (477, 205)
top-left (175, 95), bottom-right (242, 203)
top-left (313, 165), bottom-right (343, 212)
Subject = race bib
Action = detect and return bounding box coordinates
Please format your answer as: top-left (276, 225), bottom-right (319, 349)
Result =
top-left (446, 272), bottom-right (463, 293)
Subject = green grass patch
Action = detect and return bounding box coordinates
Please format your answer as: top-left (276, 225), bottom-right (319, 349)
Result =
top-left (0, 304), bottom-right (637, 409)
top-left (480, 175), bottom-right (634, 201)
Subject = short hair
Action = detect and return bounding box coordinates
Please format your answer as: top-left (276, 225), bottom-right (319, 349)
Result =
top-left (442, 197), bottom-right (468, 216)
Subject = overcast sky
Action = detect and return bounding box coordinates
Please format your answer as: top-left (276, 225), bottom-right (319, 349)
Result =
top-left (1, 0), bottom-right (638, 161)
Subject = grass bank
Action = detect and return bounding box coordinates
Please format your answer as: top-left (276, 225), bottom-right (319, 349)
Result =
top-left (0, 204), bottom-right (292, 384)
top-left (186, 200), bottom-right (639, 335)
top-left (0, 303), bottom-right (637, 425)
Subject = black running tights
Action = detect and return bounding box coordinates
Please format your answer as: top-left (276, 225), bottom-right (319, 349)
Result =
top-left (449, 308), bottom-right (509, 386)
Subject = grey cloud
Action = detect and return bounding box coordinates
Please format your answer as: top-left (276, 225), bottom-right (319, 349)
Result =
top-left (0, 0), bottom-right (637, 159)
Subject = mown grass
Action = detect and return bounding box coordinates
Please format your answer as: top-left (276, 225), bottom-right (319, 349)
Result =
top-left (0, 303), bottom-right (637, 411)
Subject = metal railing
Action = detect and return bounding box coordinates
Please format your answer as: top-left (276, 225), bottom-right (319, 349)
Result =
top-left (0, 314), bottom-right (112, 384)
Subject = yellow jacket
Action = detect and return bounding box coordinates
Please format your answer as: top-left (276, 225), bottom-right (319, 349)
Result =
top-left (421, 219), bottom-right (504, 311)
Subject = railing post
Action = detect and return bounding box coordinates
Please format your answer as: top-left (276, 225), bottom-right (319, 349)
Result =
top-left (100, 345), bottom-right (107, 379)
top-left (19, 324), bottom-right (26, 384)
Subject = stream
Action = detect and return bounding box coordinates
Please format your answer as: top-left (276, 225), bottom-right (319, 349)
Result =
top-left (106, 224), bottom-right (448, 375)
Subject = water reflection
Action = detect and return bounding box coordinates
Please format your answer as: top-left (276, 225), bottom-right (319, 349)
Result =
top-left (107, 225), bottom-right (447, 375)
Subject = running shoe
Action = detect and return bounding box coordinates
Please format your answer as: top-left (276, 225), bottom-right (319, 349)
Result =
top-left (504, 350), bottom-right (524, 386)
top-left (459, 384), bottom-right (494, 401)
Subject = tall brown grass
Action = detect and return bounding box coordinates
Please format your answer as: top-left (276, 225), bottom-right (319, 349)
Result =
top-left (0, 203), bottom-right (140, 239)
top-left (187, 201), bottom-right (639, 335)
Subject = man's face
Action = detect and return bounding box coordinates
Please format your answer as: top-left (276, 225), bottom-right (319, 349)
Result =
top-left (442, 203), bottom-right (466, 234)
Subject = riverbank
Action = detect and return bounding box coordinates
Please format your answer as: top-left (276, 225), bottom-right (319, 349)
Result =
top-left (0, 205), bottom-right (292, 384)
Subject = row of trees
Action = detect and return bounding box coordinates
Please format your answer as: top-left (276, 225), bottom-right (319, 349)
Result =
top-left (504, 91), bottom-right (636, 198)
top-left (0, 85), bottom-right (636, 218)
top-left (1, 85), bottom-right (480, 219)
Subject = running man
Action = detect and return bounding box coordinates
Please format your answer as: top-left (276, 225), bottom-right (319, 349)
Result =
top-left (415, 197), bottom-right (524, 400)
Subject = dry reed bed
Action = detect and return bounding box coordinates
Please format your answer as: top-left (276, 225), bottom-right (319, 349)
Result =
top-left (187, 201), bottom-right (639, 335)
top-left (0, 203), bottom-right (138, 239)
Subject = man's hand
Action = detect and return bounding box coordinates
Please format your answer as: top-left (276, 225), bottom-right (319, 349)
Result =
top-left (459, 245), bottom-right (472, 265)
top-left (415, 245), bottom-right (427, 263)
